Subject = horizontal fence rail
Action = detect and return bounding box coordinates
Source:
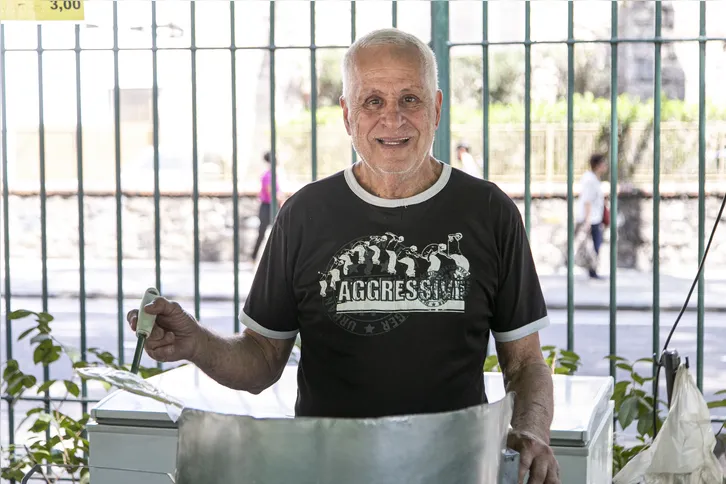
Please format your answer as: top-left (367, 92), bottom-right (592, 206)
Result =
top-left (1, 1), bottom-right (724, 482)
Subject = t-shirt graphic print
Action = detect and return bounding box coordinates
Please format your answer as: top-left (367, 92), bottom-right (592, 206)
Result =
top-left (319, 231), bottom-right (472, 336)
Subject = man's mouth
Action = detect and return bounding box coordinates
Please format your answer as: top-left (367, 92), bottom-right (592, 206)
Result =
top-left (376, 137), bottom-right (411, 146)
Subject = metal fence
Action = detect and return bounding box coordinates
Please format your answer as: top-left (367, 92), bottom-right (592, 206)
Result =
top-left (1, 0), bottom-right (725, 481)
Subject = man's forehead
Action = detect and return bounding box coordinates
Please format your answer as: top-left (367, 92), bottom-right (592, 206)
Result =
top-left (351, 56), bottom-right (426, 93)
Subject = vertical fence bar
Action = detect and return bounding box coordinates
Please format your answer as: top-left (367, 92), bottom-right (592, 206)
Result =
top-left (392, 1), bottom-right (397, 28)
top-left (566, 0), bottom-right (575, 352)
top-left (310, 1), bottom-right (318, 181)
top-left (523, 0), bottom-right (531, 235)
top-left (190, 1), bottom-right (201, 321)
top-left (652, 0), bottom-right (662, 376)
top-left (230, 0), bottom-right (240, 333)
top-left (350, 1), bottom-right (357, 165)
top-left (36, 24), bottom-right (52, 438)
top-left (430, 1), bottom-right (450, 164)
top-left (0, 21), bottom-right (15, 471)
top-left (74, 24), bottom-right (88, 415)
top-left (697, 0), bottom-right (706, 390)
top-left (270, 2), bottom-right (278, 219)
top-left (609, 0), bottom-right (619, 379)
top-left (151, 2), bottom-right (161, 292)
top-left (112, 1), bottom-right (125, 364)
top-left (151, 3), bottom-right (162, 369)
top-left (481, 2), bottom-right (488, 180)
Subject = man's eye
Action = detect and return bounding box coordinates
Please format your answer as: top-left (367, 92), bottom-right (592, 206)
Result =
top-left (366, 98), bottom-right (381, 105)
top-left (403, 96), bottom-right (417, 103)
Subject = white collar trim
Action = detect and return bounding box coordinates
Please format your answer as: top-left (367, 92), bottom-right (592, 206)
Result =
top-left (344, 161), bottom-right (451, 208)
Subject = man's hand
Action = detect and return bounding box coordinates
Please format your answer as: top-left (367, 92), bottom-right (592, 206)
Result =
top-left (496, 333), bottom-right (559, 484)
top-left (127, 297), bottom-right (202, 363)
top-left (507, 429), bottom-right (560, 484)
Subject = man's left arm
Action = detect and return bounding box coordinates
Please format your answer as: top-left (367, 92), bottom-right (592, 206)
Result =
top-left (496, 334), bottom-right (553, 445)
top-left (489, 191), bottom-right (560, 483)
top-left (496, 335), bottom-right (559, 484)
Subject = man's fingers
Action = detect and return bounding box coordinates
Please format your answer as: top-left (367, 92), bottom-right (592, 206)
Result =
top-left (127, 309), bottom-right (138, 331)
top-left (146, 330), bottom-right (174, 350)
top-left (516, 448), bottom-right (533, 484)
top-left (545, 463), bottom-right (560, 484)
top-left (526, 456), bottom-right (548, 484)
top-left (146, 325), bottom-right (166, 342)
top-left (147, 343), bottom-right (176, 362)
top-left (143, 296), bottom-right (180, 316)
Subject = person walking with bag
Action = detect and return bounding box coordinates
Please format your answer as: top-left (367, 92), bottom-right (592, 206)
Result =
top-left (575, 153), bottom-right (609, 279)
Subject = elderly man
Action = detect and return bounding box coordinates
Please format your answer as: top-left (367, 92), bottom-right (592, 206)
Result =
top-left (128, 28), bottom-right (559, 484)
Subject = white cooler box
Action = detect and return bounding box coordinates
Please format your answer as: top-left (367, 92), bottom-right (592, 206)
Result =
top-left (87, 364), bottom-right (613, 484)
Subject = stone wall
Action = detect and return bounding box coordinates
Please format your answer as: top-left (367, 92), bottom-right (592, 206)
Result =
top-left (5, 193), bottom-right (725, 276)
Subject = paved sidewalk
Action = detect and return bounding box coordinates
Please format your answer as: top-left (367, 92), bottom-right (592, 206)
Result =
top-left (2, 258), bottom-right (726, 311)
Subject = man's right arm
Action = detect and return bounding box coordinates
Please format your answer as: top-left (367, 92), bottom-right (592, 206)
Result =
top-left (191, 326), bottom-right (295, 394)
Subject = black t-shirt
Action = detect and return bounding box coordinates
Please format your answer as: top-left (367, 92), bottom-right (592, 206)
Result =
top-left (241, 162), bottom-right (549, 418)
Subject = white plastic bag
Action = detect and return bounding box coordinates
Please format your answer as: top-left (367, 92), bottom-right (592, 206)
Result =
top-left (614, 365), bottom-right (724, 484)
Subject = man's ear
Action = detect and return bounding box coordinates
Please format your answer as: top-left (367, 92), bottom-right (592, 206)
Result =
top-left (434, 90), bottom-right (443, 129)
top-left (340, 96), bottom-right (352, 135)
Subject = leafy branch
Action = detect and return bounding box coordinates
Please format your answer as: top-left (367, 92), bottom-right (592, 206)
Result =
top-left (1, 309), bottom-right (165, 482)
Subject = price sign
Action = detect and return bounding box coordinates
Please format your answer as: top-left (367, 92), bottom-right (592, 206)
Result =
top-left (0, 0), bottom-right (85, 21)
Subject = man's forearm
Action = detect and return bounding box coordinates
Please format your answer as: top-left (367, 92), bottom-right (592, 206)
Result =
top-left (505, 361), bottom-right (554, 444)
top-left (191, 326), bottom-right (288, 394)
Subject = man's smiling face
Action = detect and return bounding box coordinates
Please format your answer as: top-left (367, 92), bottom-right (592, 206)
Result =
top-left (340, 44), bottom-right (442, 176)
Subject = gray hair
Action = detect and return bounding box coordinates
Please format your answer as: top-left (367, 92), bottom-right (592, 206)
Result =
top-left (341, 28), bottom-right (439, 98)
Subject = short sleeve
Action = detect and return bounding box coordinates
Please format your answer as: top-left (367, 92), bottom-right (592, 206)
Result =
top-left (240, 213), bottom-right (299, 339)
top-left (490, 197), bottom-right (550, 342)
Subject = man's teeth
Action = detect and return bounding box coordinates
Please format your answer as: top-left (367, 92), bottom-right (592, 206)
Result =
top-left (378, 138), bottom-right (410, 145)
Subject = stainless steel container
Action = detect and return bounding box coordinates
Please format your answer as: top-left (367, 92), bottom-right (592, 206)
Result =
top-left (175, 393), bottom-right (514, 484)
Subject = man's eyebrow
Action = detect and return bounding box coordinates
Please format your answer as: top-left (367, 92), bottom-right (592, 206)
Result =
top-left (359, 86), bottom-right (425, 98)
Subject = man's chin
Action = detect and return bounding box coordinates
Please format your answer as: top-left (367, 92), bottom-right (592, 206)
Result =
top-left (365, 155), bottom-right (429, 176)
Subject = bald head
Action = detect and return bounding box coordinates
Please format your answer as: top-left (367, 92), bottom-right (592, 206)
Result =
top-left (341, 28), bottom-right (439, 99)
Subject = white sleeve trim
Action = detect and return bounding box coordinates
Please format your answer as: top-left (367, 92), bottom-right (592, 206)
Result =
top-left (239, 310), bottom-right (299, 340)
top-left (492, 315), bottom-right (550, 343)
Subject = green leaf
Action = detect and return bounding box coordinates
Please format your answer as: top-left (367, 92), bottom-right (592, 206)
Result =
top-left (17, 327), bottom-right (37, 340)
top-left (64, 380), bottom-right (81, 397)
top-left (22, 375), bottom-right (37, 388)
top-left (29, 413), bottom-right (52, 433)
top-left (707, 399), bottom-right (726, 409)
top-left (540, 345), bottom-right (556, 352)
top-left (30, 333), bottom-right (50, 344)
top-left (616, 362), bottom-right (633, 372)
top-left (483, 355), bottom-right (500, 372)
top-left (637, 414), bottom-right (654, 436)
top-left (92, 350), bottom-right (116, 365)
top-left (3, 359), bottom-right (19, 378)
top-left (605, 355), bottom-right (629, 362)
top-left (618, 395), bottom-right (639, 429)
top-left (37, 312), bottom-right (54, 323)
top-left (559, 350), bottom-right (580, 361)
top-left (62, 344), bottom-right (82, 363)
top-left (9, 309), bottom-right (35, 320)
top-left (33, 339), bottom-right (62, 365)
top-left (36, 379), bottom-right (55, 394)
top-left (632, 373), bottom-right (645, 385)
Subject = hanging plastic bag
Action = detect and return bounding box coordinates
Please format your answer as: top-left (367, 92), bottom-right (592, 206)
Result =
top-left (613, 365), bottom-right (724, 484)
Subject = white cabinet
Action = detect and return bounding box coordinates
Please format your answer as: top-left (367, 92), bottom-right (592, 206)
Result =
top-left (87, 364), bottom-right (613, 484)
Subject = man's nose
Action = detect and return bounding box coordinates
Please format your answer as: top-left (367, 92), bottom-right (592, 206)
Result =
top-left (380, 103), bottom-right (405, 128)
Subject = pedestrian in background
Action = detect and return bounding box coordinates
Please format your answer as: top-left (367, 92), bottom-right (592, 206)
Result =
top-left (251, 151), bottom-right (278, 261)
top-left (575, 152), bottom-right (609, 279)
